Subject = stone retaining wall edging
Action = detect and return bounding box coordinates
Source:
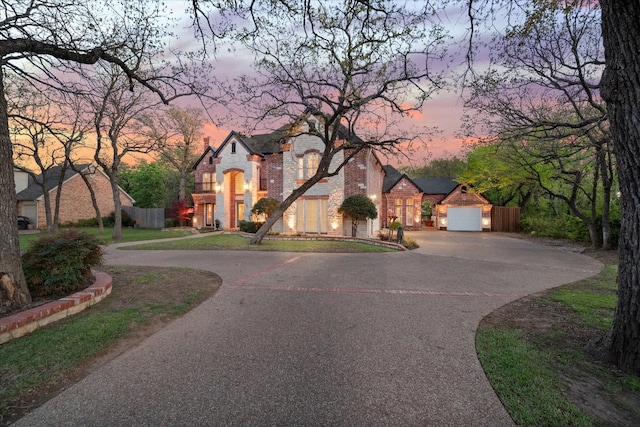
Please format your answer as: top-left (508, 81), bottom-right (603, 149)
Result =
top-left (0, 270), bottom-right (113, 345)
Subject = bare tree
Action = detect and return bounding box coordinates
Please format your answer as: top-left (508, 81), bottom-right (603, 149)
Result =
top-left (463, 0), bottom-right (612, 247)
top-left (591, 0), bottom-right (640, 375)
top-left (461, 0), bottom-right (640, 376)
top-left (10, 80), bottom-right (88, 233)
top-left (142, 107), bottom-right (204, 202)
top-left (0, 0), bottom-right (204, 311)
top-left (80, 64), bottom-right (165, 240)
top-left (199, 0), bottom-right (446, 244)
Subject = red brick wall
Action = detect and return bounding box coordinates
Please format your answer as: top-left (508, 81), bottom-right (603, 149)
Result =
top-left (37, 170), bottom-right (133, 229)
top-left (194, 151), bottom-right (218, 193)
top-left (265, 153), bottom-right (284, 202)
top-left (381, 178), bottom-right (423, 229)
top-left (437, 185), bottom-right (493, 230)
top-left (343, 148), bottom-right (368, 197)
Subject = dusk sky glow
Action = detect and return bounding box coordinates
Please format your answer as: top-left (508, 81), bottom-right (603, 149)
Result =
top-left (162, 2), bottom-right (496, 168)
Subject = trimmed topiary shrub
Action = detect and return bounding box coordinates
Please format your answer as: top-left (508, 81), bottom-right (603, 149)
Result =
top-left (22, 229), bottom-right (104, 298)
top-left (238, 220), bottom-right (264, 233)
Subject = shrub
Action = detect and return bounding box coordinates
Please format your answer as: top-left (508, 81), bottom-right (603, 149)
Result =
top-left (402, 238), bottom-right (419, 250)
top-left (62, 217), bottom-right (100, 227)
top-left (251, 197), bottom-right (280, 219)
top-left (520, 214), bottom-right (590, 242)
top-left (22, 229), bottom-right (104, 298)
top-left (107, 209), bottom-right (136, 227)
top-left (165, 218), bottom-right (179, 228)
top-left (238, 220), bottom-right (264, 233)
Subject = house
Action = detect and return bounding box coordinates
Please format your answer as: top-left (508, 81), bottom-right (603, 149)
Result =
top-left (15, 165), bottom-right (135, 229)
top-left (191, 112), bottom-right (385, 237)
top-left (381, 165), bottom-right (492, 231)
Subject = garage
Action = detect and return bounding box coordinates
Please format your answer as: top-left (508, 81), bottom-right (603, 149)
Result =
top-left (446, 207), bottom-right (482, 231)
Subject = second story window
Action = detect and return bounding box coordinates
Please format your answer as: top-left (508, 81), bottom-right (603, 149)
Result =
top-left (202, 172), bottom-right (216, 192)
top-left (231, 142), bottom-right (236, 153)
top-left (306, 152), bottom-right (319, 178)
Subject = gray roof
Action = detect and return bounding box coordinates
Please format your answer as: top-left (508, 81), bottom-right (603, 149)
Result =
top-left (243, 128), bottom-right (289, 155)
top-left (16, 164), bottom-right (90, 201)
top-left (382, 165), bottom-right (457, 195)
top-left (382, 165), bottom-right (406, 193)
top-left (413, 178), bottom-right (458, 195)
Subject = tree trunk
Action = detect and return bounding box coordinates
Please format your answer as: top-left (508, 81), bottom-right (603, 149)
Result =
top-left (179, 171), bottom-right (187, 201)
top-left (0, 73), bottom-right (31, 310)
top-left (596, 0), bottom-right (640, 375)
top-left (111, 177), bottom-right (123, 240)
top-left (250, 176), bottom-right (323, 244)
top-left (597, 144), bottom-right (614, 250)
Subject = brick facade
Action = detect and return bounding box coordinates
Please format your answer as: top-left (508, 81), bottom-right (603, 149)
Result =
top-left (436, 185), bottom-right (492, 231)
top-left (28, 169), bottom-right (133, 229)
top-left (381, 177), bottom-right (423, 230)
top-left (191, 114), bottom-right (385, 237)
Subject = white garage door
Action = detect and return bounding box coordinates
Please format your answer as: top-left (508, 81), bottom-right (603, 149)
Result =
top-left (447, 207), bottom-right (482, 231)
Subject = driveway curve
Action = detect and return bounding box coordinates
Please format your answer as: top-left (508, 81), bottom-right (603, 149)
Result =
top-left (16, 231), bottom-right (603, 426)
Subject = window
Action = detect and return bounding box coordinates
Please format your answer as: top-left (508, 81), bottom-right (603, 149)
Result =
top-left (298, 152), bottom-right (320, 179)
top-left (394, 198), bottom-right (403, 221)
top-left (231, 142), bottom-right (236, 153)
top-left (202, 173), bottom-right (216, 192)
top-left (406, 198), bottom-right (414, 226)
top-left (306, 153), bottom-right (319, 178)
top-left (296, 199), bottom-right (328, 232)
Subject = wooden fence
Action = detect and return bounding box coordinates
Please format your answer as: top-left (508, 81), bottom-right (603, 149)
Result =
top-left (491, 207), bottom-right (521, 232)
top-left (123, 206), bottom-right (165, 229)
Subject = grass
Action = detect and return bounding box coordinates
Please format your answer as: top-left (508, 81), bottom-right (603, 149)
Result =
top-left (476, 329), bottom-right (595, 426)
top-left (0, 266), bottom-right (218, 425)
top-left (121, 233), bottom-right (395, 252)
top-left (0, 307), bottom-right (144, 412)
top-left (476, 262), bottom-right (640, 426)
top-left (19, 227), bottom-right (193, 250)
top-left (550, 265), bottom-right (618, 331)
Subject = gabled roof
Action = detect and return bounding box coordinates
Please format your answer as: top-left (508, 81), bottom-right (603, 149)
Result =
top-left (194, 112), bottom-right (369, 169)
top-left (16, 164), bottom-right (91, 201)
top-left (382, 165), bottom-right (458, 195)
top-left (243, 127), bottom-right (289, 155)
top-left (15, 164), bottom-right (135, 204)
top-left (383, 165), bottom-right (414, 193)
top-left (413, 178), bottom-right (458, 195)
top-left (440, 184), bottom-right (491, 205)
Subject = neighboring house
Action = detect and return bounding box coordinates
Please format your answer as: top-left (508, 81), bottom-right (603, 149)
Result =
top-left (15, 165), bottom-right (135, 229)
top-left (381, 165), bottom-right (492, 231)
top-left (191, 112), bottom-right (385, 238)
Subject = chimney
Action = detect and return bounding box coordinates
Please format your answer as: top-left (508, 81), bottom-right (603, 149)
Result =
top-left (203, 136), bottom-right (211, 152)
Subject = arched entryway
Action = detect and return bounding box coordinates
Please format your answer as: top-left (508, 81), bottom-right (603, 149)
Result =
top-left (224, 169), bottom-right (246, 229)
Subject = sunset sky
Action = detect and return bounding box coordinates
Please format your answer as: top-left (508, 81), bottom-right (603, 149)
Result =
top-left (163, 2), bottom-right (478, 169)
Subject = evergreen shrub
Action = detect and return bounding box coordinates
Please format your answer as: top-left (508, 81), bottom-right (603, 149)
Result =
top-left (22, 229), bottom-right (104, 298)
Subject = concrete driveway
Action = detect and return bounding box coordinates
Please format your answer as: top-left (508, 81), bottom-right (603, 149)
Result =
top-left (16, 231), bottom-right (603, 426)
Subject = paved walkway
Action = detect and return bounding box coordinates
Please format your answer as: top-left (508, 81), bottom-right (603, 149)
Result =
top-left (15, 231), bottom-right (603, 426)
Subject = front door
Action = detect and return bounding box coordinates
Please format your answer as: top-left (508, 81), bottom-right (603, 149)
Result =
top-left (205, 203), bottom-right (214, 227)
top-left (235, 202), bottom-right (244, 228)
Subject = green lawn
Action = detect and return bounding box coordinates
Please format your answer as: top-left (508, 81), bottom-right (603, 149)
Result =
top-left (476, 264), bottom-right (640, 426)
top-left (121, 233), bottom-right (395, 252)
top-left (19, 227), bottom-right (193, 250)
